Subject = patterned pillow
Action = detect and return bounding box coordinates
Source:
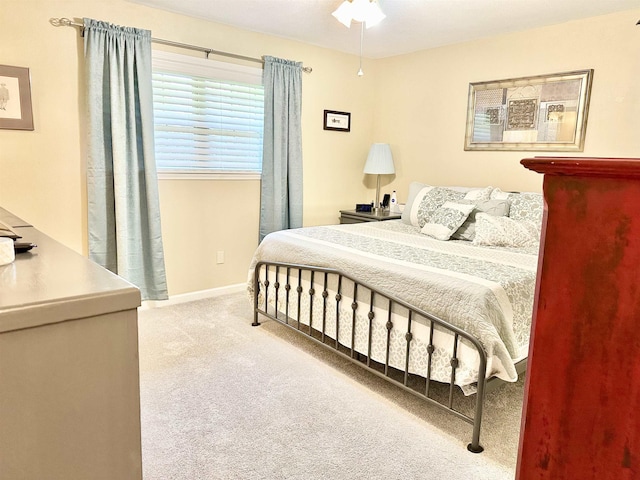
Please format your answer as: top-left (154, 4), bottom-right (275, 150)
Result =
top-left (473, 213), bottom-right (540, 247)
top-left (451, 199), bottom-right (511, 241)
top-left (509, 193), bottom-right (544, 225)
top-left (421, 202), bottom-right (475, 241)
top-left (491, 188), bottom-right (543, 226)
top-left (412, 187), bottom-right (466, 228)
top-left (463, 186), bottom-right (494, 202)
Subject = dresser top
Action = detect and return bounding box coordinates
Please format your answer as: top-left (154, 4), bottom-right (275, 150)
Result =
top-left (0, 208), bottom-right (140, 333)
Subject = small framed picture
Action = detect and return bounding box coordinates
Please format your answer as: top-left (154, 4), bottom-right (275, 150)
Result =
top-left (323, 110), bottom-right (351, 132)
top-left (0, 64), bottom-right (34, 131)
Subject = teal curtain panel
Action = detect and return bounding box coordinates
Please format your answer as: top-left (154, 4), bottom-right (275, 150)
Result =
top-left (84, 18), bottom-right (168, 301)
top-left (260, 56), bottom-right (303, 241)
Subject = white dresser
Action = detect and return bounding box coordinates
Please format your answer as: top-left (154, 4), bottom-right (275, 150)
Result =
top-left (0, 208), bottom-right (142, 480)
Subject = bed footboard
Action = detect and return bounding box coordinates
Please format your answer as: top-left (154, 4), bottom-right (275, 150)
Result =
top-left (252, 261), bottom-right (491, 453)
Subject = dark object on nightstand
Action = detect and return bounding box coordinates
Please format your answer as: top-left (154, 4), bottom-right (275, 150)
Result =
top-left (355, 203), bottom-right (373, 212)
top-left (339, 209), bottom-right (401, 224)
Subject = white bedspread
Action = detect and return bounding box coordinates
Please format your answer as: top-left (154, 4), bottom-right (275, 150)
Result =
top-left (248, 220), bottom-right (538, 387)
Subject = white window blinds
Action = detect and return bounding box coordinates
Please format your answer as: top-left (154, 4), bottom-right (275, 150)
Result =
top-left (151, 51), bottom-right (264, 177)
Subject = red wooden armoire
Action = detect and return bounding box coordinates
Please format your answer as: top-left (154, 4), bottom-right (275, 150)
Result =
top-left (517, 157), bottom-right (639, 479)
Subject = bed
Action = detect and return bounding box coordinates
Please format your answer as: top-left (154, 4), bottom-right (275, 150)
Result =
top-left (248, 183), bottom-right (543, 452)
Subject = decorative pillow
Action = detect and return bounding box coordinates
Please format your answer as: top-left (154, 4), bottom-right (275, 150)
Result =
top-left (413, 187), bottom-right (466, 228)
top-left (401, 181), bottom-right (429, 224)
top-left (463, 186), bottom-right (494, 202)
top-left (509, 193), bottom-right (544, 225)
top-left (489, 187), bottom-right (510, 201)
top-left (473, 213), bottom-right (540, 247)
top-left (491, 188), bottom-right (544, 226)
top-left (401, 183), bottom-right (496, 226)
top-left (451, 199), bottom-right (510, 241)
top-left (420, 202), bottom-right (475, 241)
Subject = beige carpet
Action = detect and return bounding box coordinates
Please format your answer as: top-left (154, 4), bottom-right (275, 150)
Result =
top-left (138, 292), bottom-right (523, 479)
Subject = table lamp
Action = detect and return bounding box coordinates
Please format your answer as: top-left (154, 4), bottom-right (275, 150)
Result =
top-left (363, 143), bottom-right (395, 213)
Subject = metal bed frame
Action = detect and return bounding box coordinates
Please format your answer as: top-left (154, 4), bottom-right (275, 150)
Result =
top-left (252, 261), bottom-right (526, 453)
top-left (252, 260), bottom-right (527, 453)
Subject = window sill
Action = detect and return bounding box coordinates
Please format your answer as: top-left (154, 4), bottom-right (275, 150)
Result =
top-left (157, 171), bottom-right (261, 181)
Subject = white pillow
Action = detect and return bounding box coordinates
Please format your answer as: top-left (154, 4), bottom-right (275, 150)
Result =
top-left (489, 187), bottom-right (511, 201)
top-left (473, 213), bottom-right (539, 247)
top-left (401, 181), bottom-right (429, 225)
top-left (421, 202), bottom-right (475, 241)
top-left (463, 186), bottom-right (494, 201)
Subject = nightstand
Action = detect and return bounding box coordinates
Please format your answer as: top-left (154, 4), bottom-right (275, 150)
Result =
top-left (339, 210), bottom-right (402, 224)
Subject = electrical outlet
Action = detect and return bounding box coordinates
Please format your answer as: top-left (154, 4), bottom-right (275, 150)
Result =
top-left (216, 251), bottom-right (225, 264)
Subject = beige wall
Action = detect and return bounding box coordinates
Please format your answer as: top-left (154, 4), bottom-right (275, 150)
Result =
top-left (0, 0), bottom-right (375, 296)
top-left (2, 2), bottom-right (639, 296)
top-left (373, 8), bottom-right (640, 200)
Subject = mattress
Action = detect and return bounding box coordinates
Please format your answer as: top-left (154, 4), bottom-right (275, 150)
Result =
top-left (248, 220), bottom-right (539, 392)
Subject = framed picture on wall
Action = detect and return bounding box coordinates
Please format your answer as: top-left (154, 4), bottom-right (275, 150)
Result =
top-left (323, 110), bottom-right (351, 132)
top-left (0, 64), bottom-right (34, 131)
top-left (464, 69), bottom-right (593, 151)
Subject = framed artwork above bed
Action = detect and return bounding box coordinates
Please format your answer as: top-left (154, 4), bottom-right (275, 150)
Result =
top-left (464, 69), bottom-right (593, 152)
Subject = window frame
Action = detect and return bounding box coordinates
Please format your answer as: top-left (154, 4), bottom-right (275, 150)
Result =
top-left (152, 50), bottom-right (264, 180)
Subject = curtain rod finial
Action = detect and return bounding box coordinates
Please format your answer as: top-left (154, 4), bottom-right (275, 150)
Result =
top-left (50, 17), bottom-right (71, 27)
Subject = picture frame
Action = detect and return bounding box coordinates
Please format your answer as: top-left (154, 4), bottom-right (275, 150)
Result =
top-left (464, 69), bottom-right (593, 152)
top-left (0, 64), bottom-right (34, 131)
top-left (323, 110), bottom-right (351, 132)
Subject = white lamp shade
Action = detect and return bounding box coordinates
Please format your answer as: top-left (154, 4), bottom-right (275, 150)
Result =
top-left (363, 143), bottom-right (395, 174)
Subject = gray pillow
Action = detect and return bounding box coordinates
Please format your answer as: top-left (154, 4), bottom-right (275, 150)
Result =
top-left (451, 199), bottom-right (510, 241)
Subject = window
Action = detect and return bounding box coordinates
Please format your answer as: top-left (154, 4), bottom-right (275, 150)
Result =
top-left (152, 51), bottom-right (264, 179)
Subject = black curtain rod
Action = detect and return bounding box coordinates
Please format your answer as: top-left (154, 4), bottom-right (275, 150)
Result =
top-left (49, 17), bottom-right (312, 73)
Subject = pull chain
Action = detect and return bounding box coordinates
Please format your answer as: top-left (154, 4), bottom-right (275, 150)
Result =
top-left (357, 22), bottom-right (364, 76)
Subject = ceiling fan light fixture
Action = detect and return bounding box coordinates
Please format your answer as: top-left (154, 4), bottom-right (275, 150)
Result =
top-left (332, 0), bottom-right (386, 77)
top-left (332, 0), bottom-right (386, 29)
top-left (331, 1), bottom-right (354, 28)
top-left (361, 0), bottom-right (386, 28)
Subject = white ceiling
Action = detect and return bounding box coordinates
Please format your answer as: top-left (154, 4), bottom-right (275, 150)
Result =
top-left (127, 0), bottom-right (640, 58)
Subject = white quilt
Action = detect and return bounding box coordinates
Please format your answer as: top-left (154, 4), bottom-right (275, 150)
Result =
top-left (248, 220), bottom-right (539, 390)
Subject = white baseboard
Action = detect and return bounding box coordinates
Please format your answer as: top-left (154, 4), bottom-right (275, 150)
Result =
top-left (141, 283), bottom-right (246, 310)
